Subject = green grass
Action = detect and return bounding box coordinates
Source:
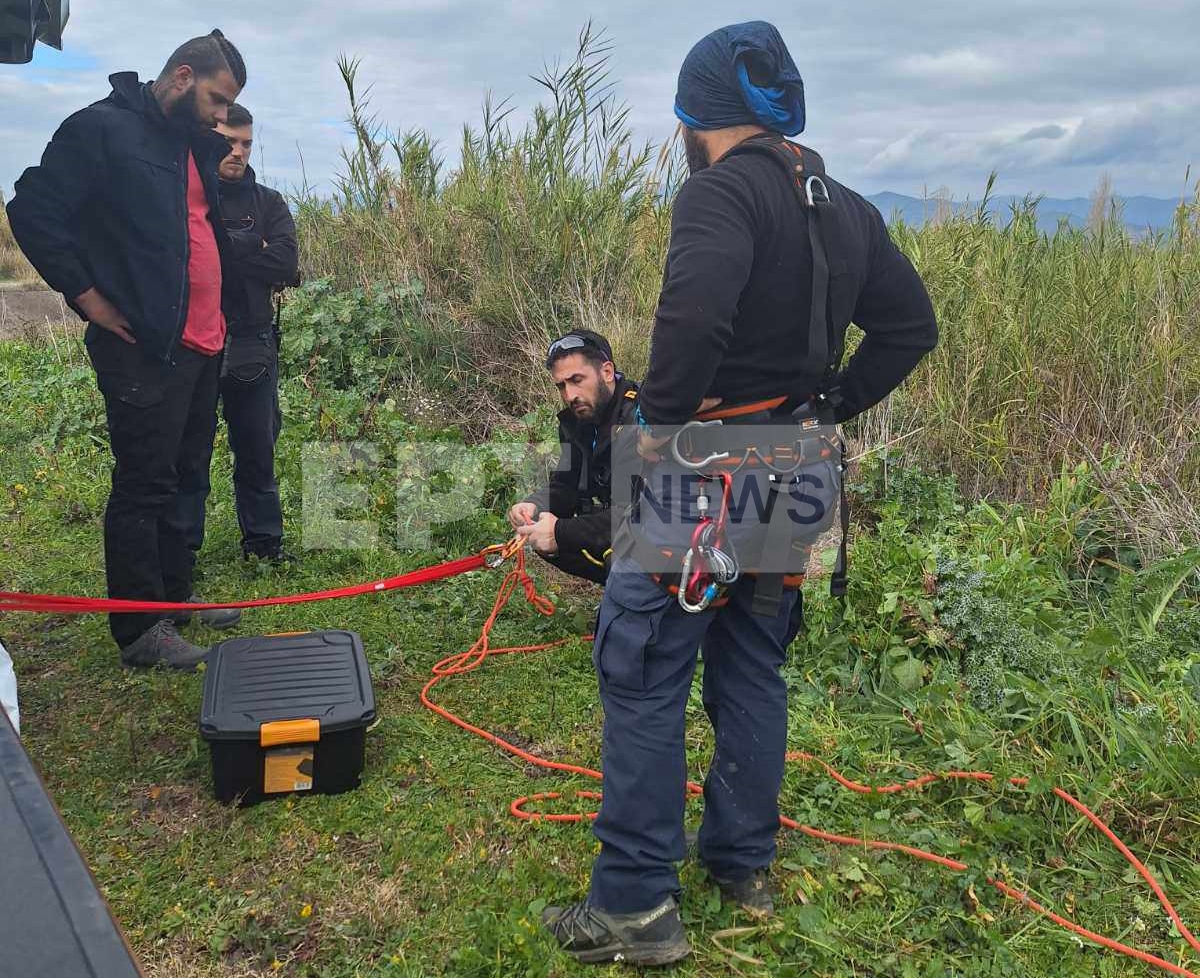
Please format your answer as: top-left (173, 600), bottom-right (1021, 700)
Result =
top-left (2, 27), bottom-right (1199, 976)
top-left (2, 337), bottom-right (1198, 978)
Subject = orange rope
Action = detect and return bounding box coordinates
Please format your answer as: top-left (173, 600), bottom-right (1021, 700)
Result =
top-left (424, 541), bottom-right (1198, 977)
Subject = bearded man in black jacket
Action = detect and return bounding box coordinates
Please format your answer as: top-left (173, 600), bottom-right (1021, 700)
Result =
top-left (7, 31), bottom-right (247, 669)
top-left (508, 330), bottom-right (640, 585)
top-left (176, 103), bottom-right (299, 566)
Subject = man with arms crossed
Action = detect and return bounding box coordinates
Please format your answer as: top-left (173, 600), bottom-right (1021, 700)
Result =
top-left (177, 102), bottom-right (299, 567)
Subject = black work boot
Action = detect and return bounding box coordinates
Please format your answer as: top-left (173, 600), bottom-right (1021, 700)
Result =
top-left (171, 596), bottom-right (241, 630)
top-left (120, 621), bottom-right (209, 671)
top-left (710, 867), bottom-right (774, 917)
top-left (542, 896), bottom-right (691, 966)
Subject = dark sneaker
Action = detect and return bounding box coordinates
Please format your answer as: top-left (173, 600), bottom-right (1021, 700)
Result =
top-left (172, 596), bottom-right (241, 630)
top-left (542, 896), bottom-right (691, 966)
top-left (711, 867), bottom-right (774, 917)
top-left (120, 621), bottom-right (209, 671)
top-left (244, 545), bottom-right (295, 565)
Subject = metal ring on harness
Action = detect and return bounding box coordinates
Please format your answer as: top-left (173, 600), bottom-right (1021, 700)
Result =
top-left (805, 175), bottom-right (830, 207)
top-left (670, 420), bottom-right (730, 470)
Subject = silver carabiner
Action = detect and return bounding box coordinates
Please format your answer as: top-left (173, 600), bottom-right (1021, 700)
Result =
top-left (670, 419), bottom-right (729, 470)
top-left (805, 175), bottom-right (830, 207)
top-left (677, 548), bottom-right (718, 613)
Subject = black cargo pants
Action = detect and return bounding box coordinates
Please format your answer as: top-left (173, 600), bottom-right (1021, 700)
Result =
top-left (85, 327), bottom-right (220, 648)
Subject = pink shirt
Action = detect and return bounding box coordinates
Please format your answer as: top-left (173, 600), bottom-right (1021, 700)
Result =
top-left (179, 151), bottom-right (225, 355)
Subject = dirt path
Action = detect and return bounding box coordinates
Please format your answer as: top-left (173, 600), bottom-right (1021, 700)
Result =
top-left (0, 289), bottom-right (79, 340)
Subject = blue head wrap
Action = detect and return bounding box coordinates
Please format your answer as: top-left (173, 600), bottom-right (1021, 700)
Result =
top-left (674, 21), bottom-right (805, 137)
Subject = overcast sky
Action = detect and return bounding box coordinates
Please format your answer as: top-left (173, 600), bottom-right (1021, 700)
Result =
top-left (2, 0), bottom-right (1197, 202)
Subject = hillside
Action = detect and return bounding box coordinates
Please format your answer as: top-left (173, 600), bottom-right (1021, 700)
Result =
top-left (869, 191), bottom-right (1186, 236)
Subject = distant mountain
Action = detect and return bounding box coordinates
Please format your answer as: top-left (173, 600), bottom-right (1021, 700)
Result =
top-left (867, 192), bottom-right (1186, 236)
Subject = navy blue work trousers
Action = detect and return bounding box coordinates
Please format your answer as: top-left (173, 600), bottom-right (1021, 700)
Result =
top-left (587, 554), bottom-right (800, 913)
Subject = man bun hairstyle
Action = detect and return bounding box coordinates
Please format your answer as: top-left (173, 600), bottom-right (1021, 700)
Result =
top-left (225, 103), bottom-right (253, 128)
top-left (161, 29), bottom-right (247, 88)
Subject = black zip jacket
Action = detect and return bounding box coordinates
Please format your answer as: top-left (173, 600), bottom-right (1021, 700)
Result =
top-left (525, 376), bottom-right (641, 561)
top-left (218, 166), bottom-right (299, 335)
top-left (6, 72), bottom-right (234, 364)
top-left (637, 136), bottom-right (937, 426)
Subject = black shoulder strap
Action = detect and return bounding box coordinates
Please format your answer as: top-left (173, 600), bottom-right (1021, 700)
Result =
top-left (725, 132), bottom-right (826, 178)
top-left (723, 134), bottom-right (836, 389)
top-left (726, 135), bottom-right (851, 611)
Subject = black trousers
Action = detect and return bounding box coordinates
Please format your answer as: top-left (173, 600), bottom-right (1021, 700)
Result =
top-left (86, 327), bottom-right (220, 648)
top-left (178, 331), bottom-right (283, 558)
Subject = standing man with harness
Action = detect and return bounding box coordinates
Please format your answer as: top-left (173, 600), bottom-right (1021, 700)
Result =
top-left (542, 22), bottom-right (938, 965)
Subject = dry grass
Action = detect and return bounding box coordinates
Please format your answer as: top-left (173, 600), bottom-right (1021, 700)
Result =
top-left (0, 195), bottom-right (45, 289)
top-left (289, 35), bottom-right (1200, 557)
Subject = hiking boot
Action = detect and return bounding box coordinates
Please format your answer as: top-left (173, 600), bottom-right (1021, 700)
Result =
top-left (542, 896), bottom-right (691, 966)
top-left (171, 596), bottom-right (241, 630)
top-left (711, 867), bottom-right (774, 917)
top-left (120, 621), bottom-right (210, 671)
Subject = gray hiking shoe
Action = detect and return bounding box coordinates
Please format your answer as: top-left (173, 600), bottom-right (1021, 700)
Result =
top-left (542, 896), bottom-right (691, 966)
top-left (711, 867), bottom-right (774, 917)
top-left (171, 596), bottom-right (241, 630)
top-left (120, 620), bottom-right (210, 671)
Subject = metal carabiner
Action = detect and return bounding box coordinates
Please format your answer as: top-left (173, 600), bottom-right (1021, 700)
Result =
top-left (805, 175), bottom-right (830, 208)
top-left (677, 548), bottom-right (718, 613)
top-left (482, 536), bottom-right (524, 569)
top-left (670, 419), bottom-right (730, 470)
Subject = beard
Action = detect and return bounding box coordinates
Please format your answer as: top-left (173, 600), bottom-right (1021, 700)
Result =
top-left (573, 381), bottom-right (614, 422)
top-left (165, 87), bottom-right (205, 132)
top-left (683, 127), bottom-right (710, 175)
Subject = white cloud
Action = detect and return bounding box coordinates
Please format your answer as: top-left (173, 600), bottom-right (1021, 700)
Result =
top-left (1, 0), bottom-right (1198, 200)
top-left (897, 49), bottom-right (1003, 84)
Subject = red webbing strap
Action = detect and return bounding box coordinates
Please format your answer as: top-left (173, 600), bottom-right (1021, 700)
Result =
top-left (0, 553), bottom-right (486, 615)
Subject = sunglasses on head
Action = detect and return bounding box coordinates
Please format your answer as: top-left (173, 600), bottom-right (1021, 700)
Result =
top-left (545, 334), bottom-right (606, 367)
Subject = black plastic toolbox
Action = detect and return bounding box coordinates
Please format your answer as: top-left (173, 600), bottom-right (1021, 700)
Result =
top-left (0, 708), bottom-right (144, 978)
top-left (199, 630), bottom-right (376, 805)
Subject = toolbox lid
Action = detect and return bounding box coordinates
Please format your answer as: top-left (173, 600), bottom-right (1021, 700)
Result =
top-left (200, 630), bottom-right (376, 741)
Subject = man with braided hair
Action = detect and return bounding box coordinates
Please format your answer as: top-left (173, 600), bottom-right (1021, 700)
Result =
top-left (7, 30), bottom-right (248, 669)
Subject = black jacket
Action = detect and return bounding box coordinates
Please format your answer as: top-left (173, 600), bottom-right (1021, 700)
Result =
top-left (525, 376), bottom-right (640, 563)
top-left (218, 166), bottom-right (299, 335)
top-left (637, 136), bottom-right (937, 426)
top-left (6, 72), bottom-right (234, 364)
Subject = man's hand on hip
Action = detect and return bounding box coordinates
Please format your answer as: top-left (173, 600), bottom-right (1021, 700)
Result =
top-left (636, 430), bottom-right (670, 462)
top-left (517, 512), bottom-right (558, 554)
top-left (637, 397), bottom-right (724, 461)
top-left (75, 288), bottom-right (135, 344)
